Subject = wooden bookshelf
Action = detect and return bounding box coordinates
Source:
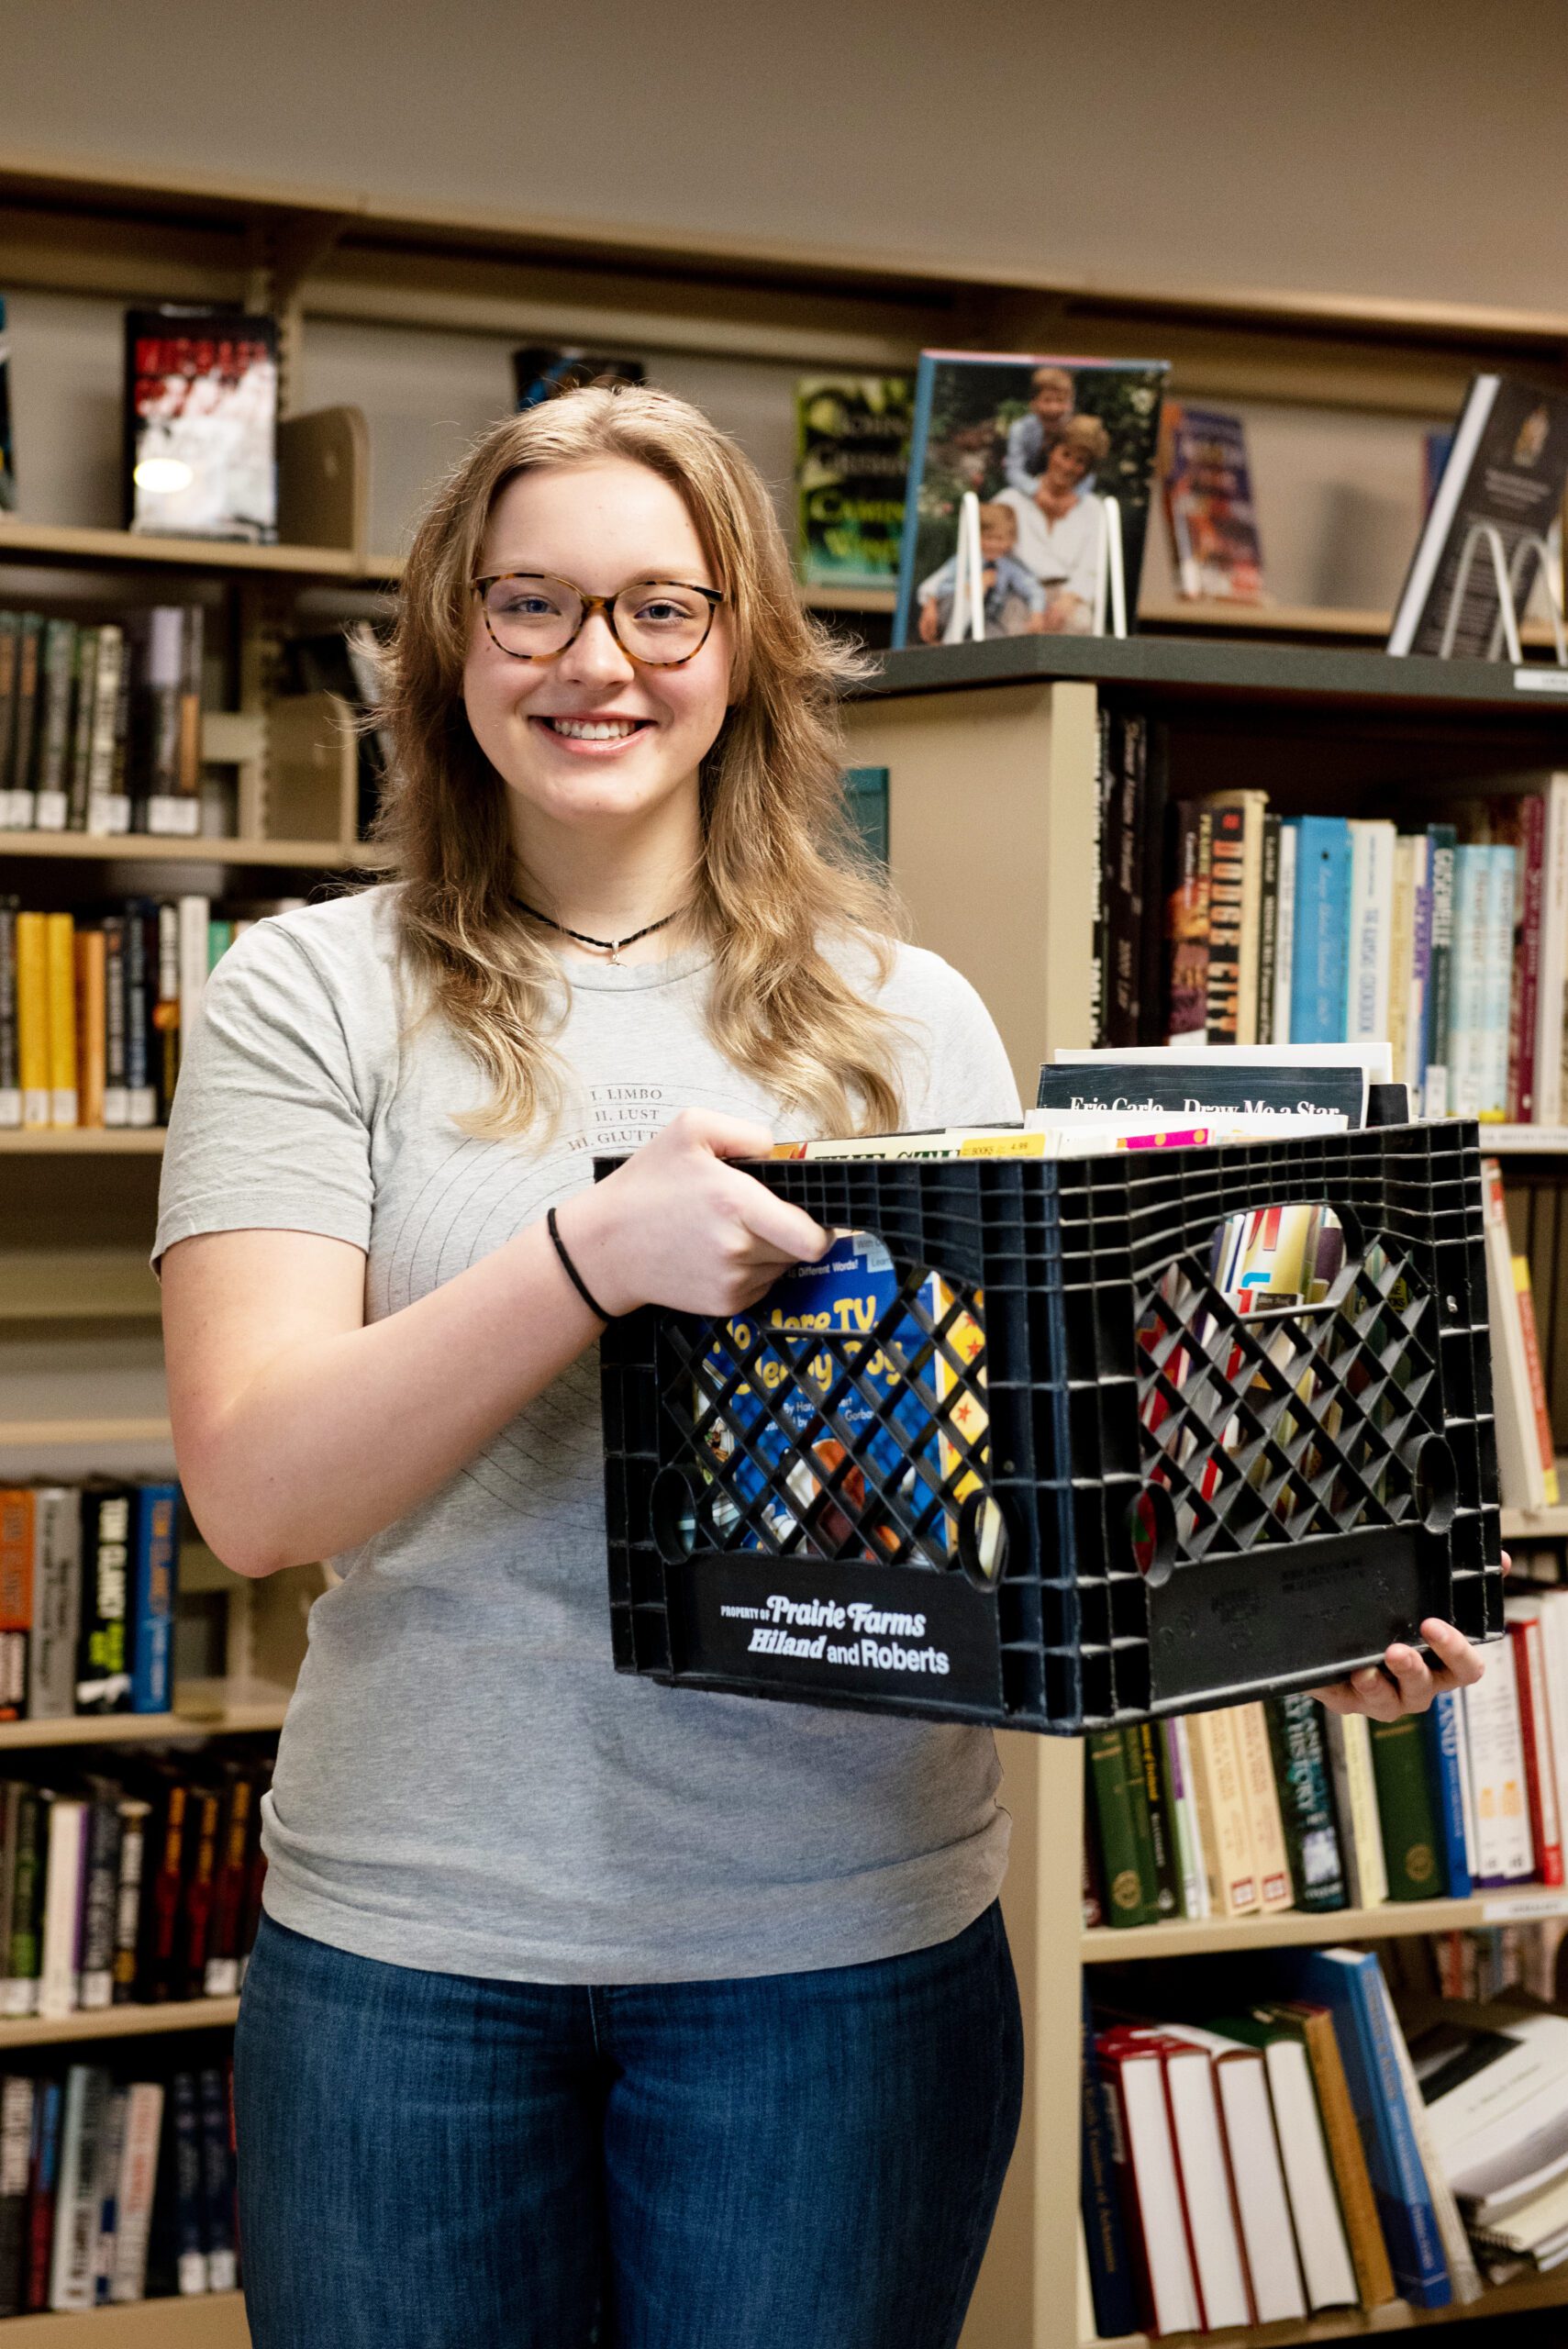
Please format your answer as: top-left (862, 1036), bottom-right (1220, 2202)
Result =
top-left (0, 519), bottom-right (355, 578)
top-left (1089, 2262), bottom-right (1568, 2346)
top-left (0, 1686), bottom-right (291, 1750)
top-left (0, 1998), bottom-right (239, 2051)
top-left (0, 831), bottom-right (363, 869)
top-left (1084, 1882), bottom-right (1568, 1965)
top-left (1502, 1488), bottom-right (1568, 1540)
top-left (0, 2294), bottom-right (249, 2346)
top-left (0, 1132), bottom-right (165, 1155)
top-left (0, 1419), bottom-right (172, 1449)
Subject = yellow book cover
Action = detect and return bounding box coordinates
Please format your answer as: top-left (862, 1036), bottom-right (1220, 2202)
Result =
top-left (15, 910), bottom-right (49, 1130)
top-left (1235, 1698), bottom-right (1295, 1910)
top-left (1186, 1708), bottom-right (1260, 1917)
top-left (73, 927), bottom-right (106, 1130)
top-left (44, 911), bottom-right (77, 1128)
top-left (1512, 1253), bottom-right (1561, 1507)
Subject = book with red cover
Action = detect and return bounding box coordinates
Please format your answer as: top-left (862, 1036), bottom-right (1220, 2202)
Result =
top-left (1507, 1603), bottom-right (1564, 1886)
top-left (1095, 2025), bottom-right (1204, 2335)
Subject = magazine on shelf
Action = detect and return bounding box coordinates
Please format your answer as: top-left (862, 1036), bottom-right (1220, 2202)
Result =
top-left (123, 307), bottom-right (278, 543)
top-left (1387, 375), bottom-right (1568, 659)
top-left (893, 350), bottom-right (1167, 647)
top-left (1160, 403), bottom-right (1265, 603)
top-left (795, 374), bottom-right (912, 589)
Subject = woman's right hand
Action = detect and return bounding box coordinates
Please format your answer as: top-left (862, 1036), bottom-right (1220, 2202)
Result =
top-left (556, 1109), bottom-right (831, 1319)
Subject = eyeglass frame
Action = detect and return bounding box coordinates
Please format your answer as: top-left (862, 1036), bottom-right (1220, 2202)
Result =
top-left (471, 571), bottom-right (726, 667)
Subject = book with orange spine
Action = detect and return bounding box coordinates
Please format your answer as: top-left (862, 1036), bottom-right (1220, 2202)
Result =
top-left (72, 927), bottom-right (106, 1130)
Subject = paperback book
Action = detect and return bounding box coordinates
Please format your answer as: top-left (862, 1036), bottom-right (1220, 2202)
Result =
top-left (123, 309), bottom-right (278, 543)
top-left (1160, 403), bottom-right (1264, 602)
top-left (795, 375), bottom-right (911, 589)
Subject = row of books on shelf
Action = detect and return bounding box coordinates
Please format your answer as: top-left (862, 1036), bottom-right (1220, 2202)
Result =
top-left (0, 896), bottom-right (300, 1130)
top-left (1162, 775), bottom-right (1568, 1123)
top-left (1483, 1156), bottom-right (1562, 1514)
top-left (0, 1481), bottom-right (178, 1720)
top-left (0, 2056), bottom-right (237, 2314)
top-left (0, 1746), bottom-right (270, 2020)
top-left (1086, 1589), bottom-right (1568, 1928)
top-left (1081, 1934), bottom-right (1568, 2336)
top-left (0, 608), bottom-right (204, 839)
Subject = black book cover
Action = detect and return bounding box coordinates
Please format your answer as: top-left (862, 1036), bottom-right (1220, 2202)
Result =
top-left (1390, 374), bottom-right (1568, 659)
top-left (7, 616), bottom-right (41, 809)
top-left (0, 615), bottom-right (17, 818)
top-left (77, 1778), bottom-right (123, 2010)
top-left (1079, 1983), bottom-right (1141, 2339)
top-left (1138, 719), bottom-right (1170, 1045)
top-left (22, 2076), bottom-right (60, 2311)
top-left (110, 1795), bottom-right (150, 2005)
top-left (75, 1485), bottom-right (134, 1714)
top-left (512, 346), bottom-right (643, 410)
top-left (101, 913), bottom-right (127, 1125)
top-left (0, 896), bottom-right (18, 1116)
top-left (135, 1761), bottom-right (189, 2001)
top-left (6, 1790), bottom-right (44, 2017)
top-left (0, 2074), bottom-right (33, 2317)
top-left (197, 2066), bottom-right (237, 2288)
top-left (174, 1783), bottom-right (221, 2002)
top-left (1105, 712), bottom-right (1145, 1048)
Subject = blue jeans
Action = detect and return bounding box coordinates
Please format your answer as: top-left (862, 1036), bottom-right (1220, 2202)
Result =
top-left (233, 1902), bottom-right (1023, 2349)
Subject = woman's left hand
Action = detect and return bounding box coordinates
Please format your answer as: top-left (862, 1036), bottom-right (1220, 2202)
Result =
top-left (1309, 1553), bottom-right (1508, 1720)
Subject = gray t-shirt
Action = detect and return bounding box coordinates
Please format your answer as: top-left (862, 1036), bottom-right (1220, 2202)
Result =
top-left (155, 885), bottom-right (1023, 1984)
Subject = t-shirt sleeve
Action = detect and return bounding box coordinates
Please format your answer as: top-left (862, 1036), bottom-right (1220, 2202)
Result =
top-left (895, 952), bottom-right (1023, 1130)
top-left (152, 920), bottom-right (375, 1271)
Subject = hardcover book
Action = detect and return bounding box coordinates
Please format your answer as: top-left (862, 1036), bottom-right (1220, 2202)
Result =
top-left (1388, 374), bottom-right (1568, 659)
top-left (1160, 403), bottom-right (1264, 602)
top-left (894, 351), bottom-right (1167, 645)
top-left (123, 307), bottom-right (278, 542)
top-left (795, 375), bottom-right (911, 589)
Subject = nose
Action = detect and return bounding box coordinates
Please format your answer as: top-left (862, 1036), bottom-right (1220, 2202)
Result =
top-left (556, 607), bottom-right (636, 688)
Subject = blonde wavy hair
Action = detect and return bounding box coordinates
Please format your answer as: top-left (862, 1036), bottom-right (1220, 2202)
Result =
top-left (370, 384), bottom-right (907, 1139)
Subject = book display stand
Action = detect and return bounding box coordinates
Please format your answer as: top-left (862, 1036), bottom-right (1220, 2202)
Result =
top-left (5, 147), bottom-right (1568, 2347)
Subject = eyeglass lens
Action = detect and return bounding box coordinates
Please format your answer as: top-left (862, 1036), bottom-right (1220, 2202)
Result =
top-left (482, 576), bottom-right (713, 662)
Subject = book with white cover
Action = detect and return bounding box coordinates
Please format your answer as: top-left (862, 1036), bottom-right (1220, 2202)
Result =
top-left (1095, 2029), bottom-right (1202, 2334)
top-left (108, 2081), bottom-right (165, 2303)
top-left (1209, 2015), bottom-right (1358, 2311)
top-left (1273, 821), bottom-right (1297, 1049)
top-left (1483, 1157), bottom-right (1546, 1511)
top-left (1162, 2023), bottom-right (1306, 2324)
top-left (38, 1797), bottom-right (87, 2021)
top-left (1347, 820), bottom-right (1396, 1048)
top-left (1414, 2003), bottom-right (1568, 2221)
top-left (1128, 2030), bottom-right (1252, 2330)
top-left (1464, 1637), bottom-right (1537, 1884)
top-left (1536, 1590), bottom-right (1568, 1886)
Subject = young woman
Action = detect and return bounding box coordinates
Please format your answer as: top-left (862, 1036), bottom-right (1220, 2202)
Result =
top-left (156, 385), bottom-right (1484, 2349)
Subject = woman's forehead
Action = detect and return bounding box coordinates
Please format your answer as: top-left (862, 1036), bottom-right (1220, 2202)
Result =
top-left (481, 460), bottom-right (706, 574)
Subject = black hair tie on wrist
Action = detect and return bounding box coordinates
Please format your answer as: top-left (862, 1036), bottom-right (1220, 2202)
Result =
top-left (547, 1205), bottom-right (615, 1322)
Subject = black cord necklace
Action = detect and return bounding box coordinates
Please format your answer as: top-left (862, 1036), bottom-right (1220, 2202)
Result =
top-left (514, 898), bottom-right (685, 966)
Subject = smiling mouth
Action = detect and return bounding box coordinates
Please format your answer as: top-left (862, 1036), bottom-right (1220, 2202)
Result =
top-left (536, 716), bottom-right (651, 742)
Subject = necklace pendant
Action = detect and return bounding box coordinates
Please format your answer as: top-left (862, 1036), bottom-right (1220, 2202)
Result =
top-left (609, 944), bottom-right (622, 966)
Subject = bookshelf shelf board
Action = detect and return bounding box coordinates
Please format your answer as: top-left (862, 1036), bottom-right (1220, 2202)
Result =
top-left (1083, 1885), bottom-right (1568, 1962)
top-left (1087, 2260), bottom-right (1568, 2343)
top-left (0, 1251), bottom-right (161, 1319)
top-left (0, 518), bottom-right (357, 578)
top-left (1139, 600), bottom-right (1564, 649)
top-left (0, 1685), bottom-right (290, 1749)
top-left (1502, 1489), bottom-right (1568, 1538)
top-left (799, 583), bottom-right (899, 614)
top-left (0, 2289), bottom-right (249, 2345)
top-left (0, 1996), bottom-right (239, 2051)
top-left (0, 1419), bottom-right (172, 1449)
top-left (0, 1130), bottom-right (165, 1154)
top-left (0, 829), bottom-right (363, 869)
top-left (1488, 1125), bottom-right (1568, 1153)
top-left (864, 633), bottom-right (1568, 717)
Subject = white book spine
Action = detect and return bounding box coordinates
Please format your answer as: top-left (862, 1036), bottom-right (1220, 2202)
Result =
top-left (38, 1798), bottom-right (87, 2021)
top-left (1483, 843), bottom-right (1518, 1119)
top-left (108, 2082), bottom-right (164, 2303)
top-left (177, 896), bottom-right (210, 1079)
top-left (1464, 1638), bottom-right (1538, 1882)
top-left (1273, 821), bottom-right (1297, 1047)
top-left (1451, 847), bottom-right (1488, 1119)
top-left (1387, 834), bottom-right (1416, 1094)
top-left (48, 2065), bottom-right (106, 2312)
top-left (28, 1486), bottom-right (82, 1720)
top-left (1166, 1714), bottom-right (1210, 1921)
top-left (1535, 776), bottom-right (1568, 1126)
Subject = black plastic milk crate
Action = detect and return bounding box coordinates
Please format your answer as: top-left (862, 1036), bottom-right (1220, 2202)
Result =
top-left (595, 1121), bottom-right (1503, 1732)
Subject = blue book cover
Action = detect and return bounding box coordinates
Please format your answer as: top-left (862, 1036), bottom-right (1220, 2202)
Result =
top-left (129, 1482), bottom-right (177, 1715)
top-left (1274, 1947), bottom-right (1450, 2306)
top-left (1079, 1981), bottom-right (1140, 2338)
top-left (1288, 815), bottom-right (1351, 1042)
top-left (892, 355), bottom-right (940, 647)
top-left (1449, 844), bottom-right (1489, 1118)
top-left (1424, 1691), bottom-right (1473, 1899)
top-left (702, 1234), bottom-right (988, 1565)
top-left (1480, 843), bottom-right (1518, 1119)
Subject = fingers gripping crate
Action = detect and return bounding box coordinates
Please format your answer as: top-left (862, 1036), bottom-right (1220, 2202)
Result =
top-left (595, 1122), bottom-right (1503, 1734)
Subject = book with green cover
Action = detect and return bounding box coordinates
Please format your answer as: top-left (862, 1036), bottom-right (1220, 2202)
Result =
top-left (795, 375), bottom-right (911, 588)
top-left (1265, 1692), bottom-right (1347, 1912)
top-left (1369, 1715), bottom-right (1444, 1900)
top-left (1134, 1720), bottom-right (1180, 1917)
top-left (1085, 1726), bottom-right (1158, 1926)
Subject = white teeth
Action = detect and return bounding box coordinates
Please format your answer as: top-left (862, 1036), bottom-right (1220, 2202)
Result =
top-left (547, 718), bottom-right (639, 741)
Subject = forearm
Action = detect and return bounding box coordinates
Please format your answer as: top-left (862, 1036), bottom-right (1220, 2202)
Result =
top-left (178, 1220), bottom-right (600, 1575)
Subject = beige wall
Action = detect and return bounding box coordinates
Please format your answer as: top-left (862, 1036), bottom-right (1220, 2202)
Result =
top-left (1, 0), bottom-right (1565, 314)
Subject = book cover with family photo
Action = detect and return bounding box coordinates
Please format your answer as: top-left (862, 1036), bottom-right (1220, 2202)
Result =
top-left (893, 351), bottom-right (1168, 647)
